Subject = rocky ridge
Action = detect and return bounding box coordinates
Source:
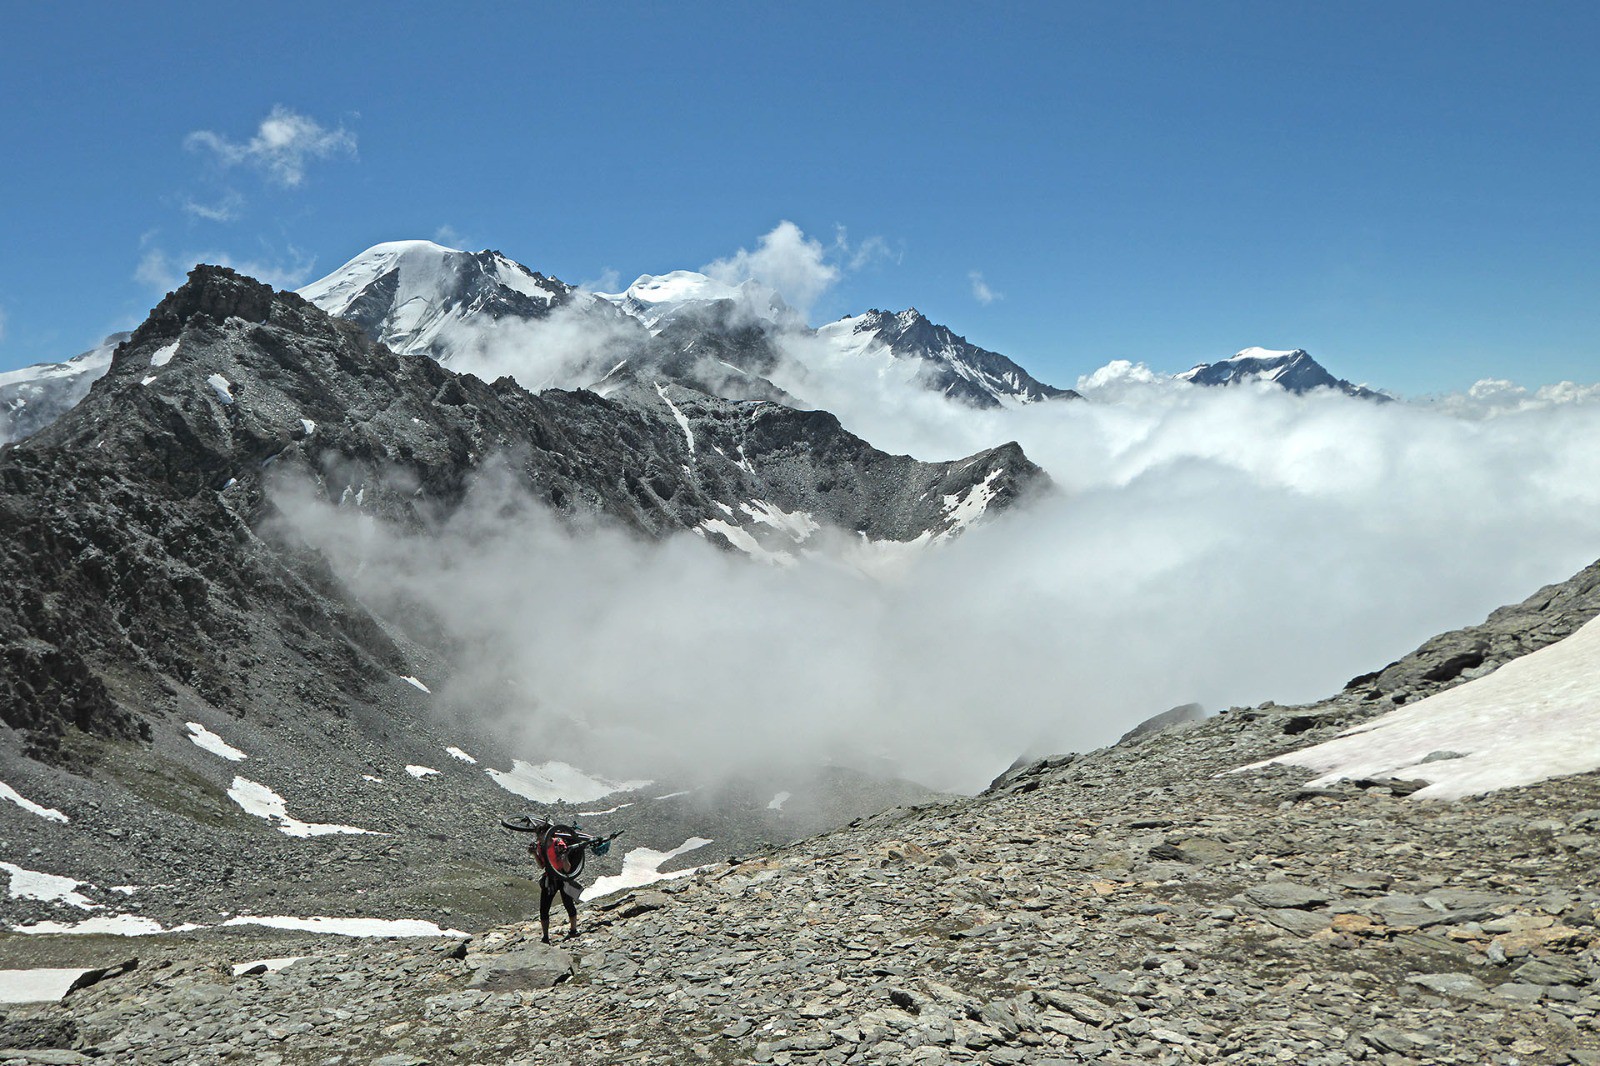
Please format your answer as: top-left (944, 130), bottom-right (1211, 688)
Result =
top-left (1180, 349), bottom-right (1387, 401)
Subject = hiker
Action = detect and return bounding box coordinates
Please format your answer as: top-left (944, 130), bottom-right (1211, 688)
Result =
top-left (501, 815), bottom-right (618, 944)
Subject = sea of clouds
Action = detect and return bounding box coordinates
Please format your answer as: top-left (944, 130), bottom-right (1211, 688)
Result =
top-left (275, 225), bottom-right (1600, 792)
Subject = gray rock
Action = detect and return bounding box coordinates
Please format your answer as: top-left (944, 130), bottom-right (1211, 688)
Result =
top-left (467, 945), bottom-right (574, 990)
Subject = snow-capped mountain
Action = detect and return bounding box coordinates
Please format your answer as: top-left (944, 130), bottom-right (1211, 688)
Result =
top-left (1181, 347), bottom-right (1388, 400)
top-left (296, 240), bottom-right (583, 361)
top-left (818, 309), bottom-right (1078, 408)
top-left (596, 271), bottom-right (799, 333)
top-left (0, 334), bottom-right (127, 444)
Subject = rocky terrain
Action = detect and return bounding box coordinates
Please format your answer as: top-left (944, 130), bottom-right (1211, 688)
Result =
top-left (3, 547), bottom-right (1599, 1064)
top-left (0, 335), bottom-right (125, 446)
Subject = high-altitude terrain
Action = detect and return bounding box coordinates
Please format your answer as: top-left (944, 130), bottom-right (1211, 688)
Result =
top-left (2, 557), bottom-right (1598, 1064)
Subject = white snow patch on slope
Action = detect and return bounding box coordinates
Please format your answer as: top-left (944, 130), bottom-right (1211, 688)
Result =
top-left (0, 863), bottom-right (99, 909)
top-left (578, 802), bottom-right (634, 817)
top-left (222, 915), bottom-right (468, 938)
top-left (8, 914), bottom-right (198, 936)
top-left (740, 500), bottom-right (818, 544)
top-left (301, 418), bottom-right (317, 435)
top-left (187, 722), bottom-right (247, 761)
top-left (0, 780), bottom-right (68, 823)
top-left (1242, 613), bottom-right (1600, 800)
top-left (0, 968), bottom-right (92, 1004)
top-left (149, 341), bottom-right (179, 367)
top-left (445, 746), bottom-right (477, 764)
top-left (401, 675), bottom-right (431, 693)
top-left (767, 791), bottom-right (792, 811)
top-left (206, 373), bottom-right (235, 404)
top-left (406, 765), bottom-right (440, 779)
top-left (485, 760), bottom-right (652, 805)
top-left (588, 837), bottom-right (713, 898)
top-left (941, 468), bottom-right (1005, 534)
top-left (654, 383), bottom-right (696, 454)
top-left (227, 777), bottom-right (377, 837)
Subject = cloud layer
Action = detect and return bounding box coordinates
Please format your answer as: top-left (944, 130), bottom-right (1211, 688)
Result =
top-left (274, 353), bottom-right (1600, 794)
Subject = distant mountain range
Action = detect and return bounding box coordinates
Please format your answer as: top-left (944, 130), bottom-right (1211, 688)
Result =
top-left (0, 241), bottom-right (1392, 448)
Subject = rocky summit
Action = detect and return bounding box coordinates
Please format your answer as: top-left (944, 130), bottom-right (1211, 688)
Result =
top-left (3, 553), bottom-right (1599, 1064)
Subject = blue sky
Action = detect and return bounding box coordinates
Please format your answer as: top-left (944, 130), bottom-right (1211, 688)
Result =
top-left (2, 2), bottom-right (1596, 393)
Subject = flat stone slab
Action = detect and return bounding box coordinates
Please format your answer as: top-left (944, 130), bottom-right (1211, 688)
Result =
top-left (467, 944), bottom-right (574, 991)
top-left (1244, 882), bottom-right (1332, 909)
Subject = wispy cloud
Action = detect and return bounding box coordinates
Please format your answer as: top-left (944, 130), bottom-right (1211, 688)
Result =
top-left (185, 106), bottom-right (357, 188)
top-left (135, 243), bottom-right (317, 293)
top-left (434, 224), bottom-right (471, 250)
top-left (182, 191), bottom-right (244, 223)
top-left (969, 270), bottom-right (1001, 305)
top-left (581, 267), bottom-right (622, 294)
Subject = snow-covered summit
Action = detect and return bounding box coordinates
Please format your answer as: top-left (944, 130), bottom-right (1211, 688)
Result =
top-left (817, 308), bottom-right (1077, 409)
top-left (1180, 347), bottom-right (1387, 400)
top-left (597, 271), bottom-right (798, 333)
top-left (0, 334), bottom-right (127, 445)
top-left (297, 240), bottom-right (577, 361)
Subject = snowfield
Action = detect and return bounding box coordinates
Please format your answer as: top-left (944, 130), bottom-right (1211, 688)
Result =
top-left (485, 759), bottom-right (652, 805)
top-left (588, 837), bottom-right (713, 898)
top-left (187, 721), bottom-right (247, 761)
top-left (227, 777), bottom-right (378, 837)
top-left (1245, 613), bottom-right (1600, 799)
top-left (0, 779), bottom-right (69, 823)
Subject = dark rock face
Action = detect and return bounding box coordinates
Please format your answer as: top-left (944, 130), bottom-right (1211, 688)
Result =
top-left (1181, 348), bottom-right (1388, 401)
top-left (0, 266), bottom-right (1049, 754)
top-left (830, 309), bottom-right (1080, 408)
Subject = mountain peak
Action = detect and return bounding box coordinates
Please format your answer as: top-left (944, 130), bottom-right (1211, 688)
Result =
top-left (599, 271), bottom-right (796, 333)
top-left (1182, 347), bottom-right (1387, 400)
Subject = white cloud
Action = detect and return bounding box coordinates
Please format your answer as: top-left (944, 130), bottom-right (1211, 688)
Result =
top-left (134, 245), bottom-right (317, 293)
top-left (433, 225), bottom-right (470, 250)
top-left (703, 221), bottom-right (842, 316)
top-left (969, 270), bottom-right (1001, 305)
top-left (581, 267), bottom-right (622, 294)
top-left (182, 192), bottom-right (243, 223)
top-left (185, 106), bottom-right (357, 188)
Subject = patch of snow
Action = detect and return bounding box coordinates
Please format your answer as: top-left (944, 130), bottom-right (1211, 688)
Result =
top-left (227, 777), bottom-right (378, 837)
top-left (221, 915), bottom-right (468, 938)
top-left (577, 802), bottom-right (634, 817)
top-left (588, 837), bottom-right (713, 898)
top-left (767, 791), bottom-right (792, 811)
top-left (400, 675), bottom-right (431, 693)
top-left (485, 759), bottom-right (652, 805)
top-left (206, 373), bottom-right (235, 405)
top-left (186, 722), bottom-right (247, 761)
top-left (231, 956), bottom-right (306, 976)
top-left (696, 518), bottom-right (794, 566)
top-left (654, 382), bottom-right (696, 454)
top-left (140, 375), bottom-right (157, 386)
top-left (149, 341), bottom-right (179, 367)
top-left (1, 863), bottom-right (99, 910)
top-left (0, 780), bottom-right (69, 823)
top-left (9, 914), bottom-right (200, 936)
top-left (0, 968), bottom-right (93, 1004)
top-left (300, 418), bottom-right (317, 435)
top-left (740, 500), bottom-right (818, 544)
top-left (1241, 613), bottom-right (1600, 800)
top-left (406, 765), bottom-right (440, 779)
top-left (654, 790), bottom-right (693, 801)
top-left (361, 775), bottom-right (383, 783)
top-left (445, 746), bottom-right (477, 764)
top-left (940, 468), bottom-right (1005, 535)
